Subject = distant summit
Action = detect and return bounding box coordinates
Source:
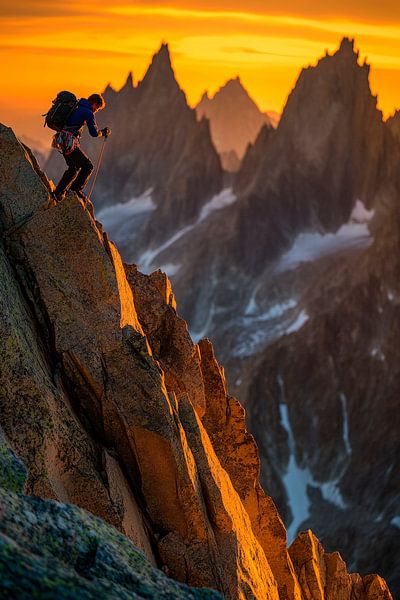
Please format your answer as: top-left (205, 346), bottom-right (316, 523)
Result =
top-left (138, 43), bottom-right (179, 97)
top-left (196, 77), bottom-right (272, 171)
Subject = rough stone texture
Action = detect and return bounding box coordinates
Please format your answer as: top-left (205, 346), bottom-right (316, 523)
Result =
top-left (0, 463), bottom-right (221, 599)
top-left (289, 531), bottom-right (392, 600)
top-left (0, 127), bottom-right (155, 563)
top-left (0, 122), bottom-right (393, 599)
top-left (198, 340), bottom-right (302, 600)
top-left (125, 265), bottom-right (206, 416)
top-left (124, 266), bottom-right (300, 598)
top-left (0, 127), bottom-right (51, 228)
top-left (0, 123), bottom-right (280, 599)
top-left (0, 426), bottom-right (27, 494)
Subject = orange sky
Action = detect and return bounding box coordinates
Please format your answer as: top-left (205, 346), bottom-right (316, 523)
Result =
top-left (1, 1), bottom-right (399, 145)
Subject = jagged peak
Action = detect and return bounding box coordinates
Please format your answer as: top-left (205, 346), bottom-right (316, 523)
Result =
top-left (339, 36), bottom-right (356, 53)
top-left (151, 42), bottom-right (173, 72)
top-left (387, 109), bottom-right (400, 122)
top-left (334, 37), bottom-right (362, 65)
top-left (316, 37), bottom-right (362, 69)
top-left (104, 83), bottom-right (116, 94)
top-left (117, 71), bottom-right (135, 96)
top-left (123, 71), bottom-right (134, 89)
top-left (103, 83), bottom-right (118, 102)
top-left (139, 42), bottom-right (180, 92)
top-left (213, 76), bottom-right (247, 98)
top-left (225, 75), bottom-right (242, 87)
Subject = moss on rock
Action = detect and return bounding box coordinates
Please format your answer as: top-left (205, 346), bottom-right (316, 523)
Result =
top-left (0, 432), bottom-right (27, 494)
top-left (0, 487), bottom-right (221, 599)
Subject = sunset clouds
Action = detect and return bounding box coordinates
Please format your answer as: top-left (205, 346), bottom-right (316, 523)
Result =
top-left (1, 1), bottom-right (399, 141)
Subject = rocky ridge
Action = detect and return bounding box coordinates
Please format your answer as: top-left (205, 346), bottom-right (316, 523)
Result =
top-left (0, 123), bottom-right (393, 599)
top-left (0, 427), bottom-right (220, 599)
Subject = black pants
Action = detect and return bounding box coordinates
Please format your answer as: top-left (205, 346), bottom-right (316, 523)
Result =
top-left (54, 146), bottom-right (93, 197)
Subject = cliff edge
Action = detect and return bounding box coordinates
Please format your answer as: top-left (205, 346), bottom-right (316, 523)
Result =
top-left (0, 123), bottom-right (392, 599)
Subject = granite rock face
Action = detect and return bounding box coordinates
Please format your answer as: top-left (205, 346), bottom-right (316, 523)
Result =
top-left (1, 123), bottom-right (277, 598)
top-left (0, 434), bottom-right (220, 599)
top-left (289, 531), bottom-right (392, 600)
top-left (0, 123), bottom-right (393, 599)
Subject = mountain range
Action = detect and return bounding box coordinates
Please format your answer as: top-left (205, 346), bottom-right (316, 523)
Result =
top-left (0, 123), bottom-right (394, 598)
top-left (73, 37), bottom-right (400, 595)
top-left (32, 36), bottom-right (400, 596)
top-left (45, 43), bottom-right (223, 251)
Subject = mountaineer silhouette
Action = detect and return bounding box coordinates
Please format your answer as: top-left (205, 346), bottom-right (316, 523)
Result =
top-left (44, 92), bottom-right (111, 210)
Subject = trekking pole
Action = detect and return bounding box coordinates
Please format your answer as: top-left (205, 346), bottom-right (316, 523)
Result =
top-left (86, 134), bottom-right (107, 206)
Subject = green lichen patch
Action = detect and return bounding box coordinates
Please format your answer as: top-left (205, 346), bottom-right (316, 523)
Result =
top-left (0, 441), bottom-right (27, 493)
top-left (0, 488), bottom-right (222, 599)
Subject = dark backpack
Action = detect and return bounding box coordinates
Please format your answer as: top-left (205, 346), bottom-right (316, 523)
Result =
top-left (43, 91), bottom-right (78, 131)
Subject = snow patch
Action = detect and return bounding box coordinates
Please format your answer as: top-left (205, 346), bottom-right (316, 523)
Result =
top-left (285, 310), bottom-right (309, 334)
top-left (199, 188), bottom-right (237, 222)
top-left (319, 481), bottom-right (347, 509)
top-left (391, 516), bottom-right (400, 528)
top-left (158, 263), bottom-right (181, 277)
top-left (278, 384), bottom-right (350, 542)
top-left (138, 188), bottom-right (236, 271)
top-left (340, 393), bottom-right (352, 456)
top-left (258, 300), bottom-right (297, 321)
top-left (279, 403), bottom-right (313, 542)
top-left (277, 200), bottom-right (374, 272)
top-left (97, 189), bottom-right (155, 227)
top-left (370, 346), bottom-right (385, 361)
top-left (350, 199), bottom-right (374, 223)
top-left (233, 328), bottom-right (273, 358)
top-left (190, 304), bottom-right (216, 343)
top-left (244, 292), bottom-right (259, 316)
top-left (232, 301), bottom-right (300, 357)
top-left (138, 223), bottom-right (194, 271)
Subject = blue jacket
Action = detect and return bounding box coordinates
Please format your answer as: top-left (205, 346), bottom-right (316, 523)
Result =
top-left (64, 98), bottom-right (101, 138)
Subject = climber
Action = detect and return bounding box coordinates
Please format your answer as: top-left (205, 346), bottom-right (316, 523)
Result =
top-left (53, 93), bottom-right (111, 203)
